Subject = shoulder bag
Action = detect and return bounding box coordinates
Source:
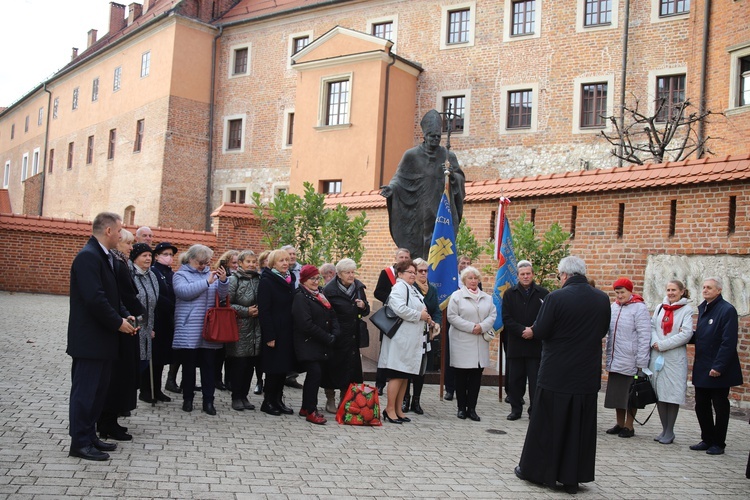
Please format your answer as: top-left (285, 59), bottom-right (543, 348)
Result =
top-left (369, 284), bottom-right (409, 339)
top-left (202, 293), bottom-right (239, 343)
top-left (628, 373), bottom-right (658, 425)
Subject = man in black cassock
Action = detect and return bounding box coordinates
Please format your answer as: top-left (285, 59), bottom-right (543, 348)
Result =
top-left (514, 256), bottom-right (610, 494)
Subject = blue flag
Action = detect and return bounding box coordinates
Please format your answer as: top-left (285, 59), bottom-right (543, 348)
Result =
top-left (492, 211), bottom-right (518, 332)
top-left (427, 189), bottom-right (459, 309)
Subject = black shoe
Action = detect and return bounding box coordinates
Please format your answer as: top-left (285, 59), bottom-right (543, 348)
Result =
top-left (618, 427), bottom-right (635, 438)
top-left (382, 410), bottom-right (402, 424)
top-left (606, 424), bottom-right (624, 435)
top-left (376, 385), bottom-right (384, 396)
top-left (98, 429), bottom-right (132, 441)
top-left (139, 392), bottom-right (155, 404)
top-left (457, 409), bottom-right (467, 419)
top-left (69, 445), bottom-right (109, 461)
top-left (690, 441), bottom-right (710, 451)
top-left (285, 378), bottom-right (303, 389)
top-left (467, 409), bottom-right (481, 422)
top-left (706, 445), bottom-right (725, 455)
top-left (254, 380), bottom-right (264, 395)
top-left (182, 400), bottom-right (193, 412)
top-left (444, 391), bottom-right (454, 401)
top-left (241, 397), bottom-right (255, 410)
top-left (507, 412), bottom-right (521, 421)
top-left (119, 411), bottom-right (131, 417)
top-left (155, 392), bottom-right (172, 403)
top-left (215, 381), bottom-right (226, 391)
top-left (224, 381), bottom-right (232, 392)
top-left (202, 402), bottom-right (216, 415)
top-left (261, 401), bottom-right (282, 416)
top-left (563, 483), bottom-right (579, 494)
top-left (504, 396), bottom-right (511, 403)
top-left (398, 416), bottom-right (411, 423)
top-left (401, 397), bottom-right (410, 413)
top-left (277, 400), bottom-right (294, 415)
top-left (92, 438), bottom-right (117, 452)
top-left (411, 397), bottom-right (424, 415)
top-left (165, 379), bottom-right (181, 393)
top-left (514, 466), bottom-right (543, 486)
top-left (232, 399), bottom-right (245, 411)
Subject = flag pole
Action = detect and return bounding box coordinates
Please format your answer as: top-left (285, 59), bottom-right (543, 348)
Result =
top-left (439, 105), bottom-right (452, 401)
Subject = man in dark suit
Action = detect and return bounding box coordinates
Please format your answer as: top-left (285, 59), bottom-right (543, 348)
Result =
top-left (67, 212), bottom-right (136, 461)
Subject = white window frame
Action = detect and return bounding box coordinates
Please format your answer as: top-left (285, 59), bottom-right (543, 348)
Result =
top-left (228, 43), bottom-right (251, 78)
top-left (141, 51), bottom-right (151, 78)
top-left (572, 74), bottom-right (615, 134)
top-left (287, 31), bottom-right (313, 69)
top-left (728, 42), bottom-right (750, 113)
top-left (21, 153), bottom-right (28, 181)
top-left (32, 147), bottom-right (40, 176)
top-left (3, 161), bottom-right (10, 188)
top-left (436, 89), bottom-right (472, 137)
top-left (440, 2), bottom-right (476, 50)
top-left (282, 108), bottom-right (295, 149)
top-left (650, 0), bottom-right (690, 24)
top-left (576, 0), bottom-right (619, 33)
top-left (53, 98), bottom-right (59, 119)
top-left (72, 87), bottom-right (79, 110)
top-left (647, 67), bottom-right (688, 117)
top-left (499, 83), bottom-right (539, 134)
top-left (38, 107), bottom-right (44, 126)
top-left (366, 15), bottom-right (399, 49)
top-left (113, 66), bottom-right (122, 92)
top-left (317, 73), bottom-right (353, 129)
top-left (504, 0), bottom-right (543, 42)
top-left (222, 114), bottom-right (246, 153)
top-left (225, 186), bottom-right (248, 204)
top-left (92, 77), bottom-right (99, 102)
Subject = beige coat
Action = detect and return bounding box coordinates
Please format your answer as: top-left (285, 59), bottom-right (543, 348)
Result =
top-left (447, 286), bottom-right (497, 369)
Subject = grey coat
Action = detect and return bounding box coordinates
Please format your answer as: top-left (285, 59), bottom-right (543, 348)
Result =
top-left (129, 261), bottom-right (159, 361)
top-left (227, 268), bottom-right (262, 358)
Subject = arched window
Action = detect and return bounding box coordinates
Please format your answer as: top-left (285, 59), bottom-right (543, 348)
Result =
top-left (124, 205), bottom-right (136, 226)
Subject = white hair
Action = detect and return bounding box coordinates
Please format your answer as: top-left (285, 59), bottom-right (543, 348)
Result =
top-left (558, 256), bottom-right (586, 276)
top-left (517, 260), bottom-right (532, 269)
top-left (460, 266), bottom-right (481, 284)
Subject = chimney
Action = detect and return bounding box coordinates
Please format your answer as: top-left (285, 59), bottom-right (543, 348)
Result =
top-left (87, 29), bottom-right (98, 48)
top-left (71, 47), bottom-right (79, 61)
top-left (128, 3), bottom-right (143, 26)
top-left (109, 2), bottom-right (127, 34)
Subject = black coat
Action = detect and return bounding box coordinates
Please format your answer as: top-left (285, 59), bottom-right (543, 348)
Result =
top-left (66, 236), bottom-right (127, 360)
top-left (533, 274), bottom-right (611, 394)
top-left (151, 261), bottom-right (176, 365)
top-left (374, 267), bottom-right (394, 303)
top-left (292, 286), bottom-right (340, 362)
top-left (258, 268), bottom-right (296, 374)
top-left (502, 283), bottom-right (548, 358)
top-left (324, 278), bottom-right (369, 387)
top-left (691, 295), bottom-right (743, 388)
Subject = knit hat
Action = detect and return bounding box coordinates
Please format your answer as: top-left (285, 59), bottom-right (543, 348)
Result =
top-left (299, 264), bottom-right (320, 284)
top-left (130, 243), bottom-right (152, 262)
top-left (612, 278), bottom-right (634, 292)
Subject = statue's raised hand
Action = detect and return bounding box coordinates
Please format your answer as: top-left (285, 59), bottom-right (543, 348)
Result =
top-left (379, 185), bottom-right (393, 198)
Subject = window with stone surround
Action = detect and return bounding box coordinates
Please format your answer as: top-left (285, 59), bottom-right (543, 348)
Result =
top-left (441, 95), bottom-right (465, 133)
top-left (21, 153), bottom-right (28, 181)
top-left (655, 74), bottom-right (685, 122)
top-left (585, 0), bottom-right (611, 26)
top-left (507, 89), bottom-right (533, 129)
top-left (3, 161), bottom-right (9, 188)
top-left (67, 142), bottom-right (74, 170)
top-left (24, 115), bottom-right (29, 133)
top-left (223, 115), bottom-right (246, 153)
top-left (48, 149), bottom-right (54, 174)
top-left (287, 31), bottom-right (313, 68)
top-left (134, 119), bottom-right (145, 153)
top-left (228, 189), bottom-right (247, 204)
top-left (324, 78), bottom-right (350, 126)
top-left (367, 16), bottom-right (398, 47)
top-left (113, 66), bottom-right (122, 92)
top-left (572, 75), bottom-right (614, 133)
top-left (728, 45), bottom-right (750, 111)
top-left (87, 136), bottom-right (94, 164)
top-left (32, 148), bottom-right (40, 176)
top-left (53, 98), bottom-right (59, 119)
top-left (283, 110), bottom-right (295, 148)
top-left (440, 2), bottom-right (475, 50)
top-left (372, 21), bottom-right (393, 40)
top-left (72, 88), bottom-right (79, 110)
top-left (511, 1), bottom-right (535, 36)
top-left (141, 51), bottom-right (151, 78)
top-left (38, 107), bottom-right (44, 126)
top-left (230, 44), bottom-right (251, 77)
top-left (92, 78), bottom-right (99, 102)
top-left (659, 0), bottom-right (689, 17)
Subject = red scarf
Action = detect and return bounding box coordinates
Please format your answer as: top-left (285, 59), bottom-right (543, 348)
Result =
top-left (661, 303), bottom-right (685, 335)
top-left (307, 287), bottom-right (332, 309)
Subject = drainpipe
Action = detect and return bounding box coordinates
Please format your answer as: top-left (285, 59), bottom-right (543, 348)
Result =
top-left (205, 25), bottom-right (223, 231)
top-left (379, 49), bottom-right (397, 188)
top-left (697, 0), bottom-right (711, 158)
top-left (39, 83), bottom-right (53, 215)
top-left (618, 0), bottom-right (631, 168)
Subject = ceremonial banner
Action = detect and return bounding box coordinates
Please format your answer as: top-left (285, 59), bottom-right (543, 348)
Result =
top-left (492, 198), bottom-right (518, 331)
top-left (427, 188), bottom-right (459, 309)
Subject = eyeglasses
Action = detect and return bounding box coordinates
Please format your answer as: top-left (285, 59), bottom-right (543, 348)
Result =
top-left (404, 270), bottom-right (416, 275)
top-left (417, 269), bottom-right (428, 274)
top-left (197, 260), bottom-right (210, 266)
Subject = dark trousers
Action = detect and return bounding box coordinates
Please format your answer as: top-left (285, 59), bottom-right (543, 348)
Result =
top-left (443, 327), bottom-right (455, 393)
top-left (694, 386), bottom-right (731, 448)
top-left (454, 367), bottom-right (483, 411)
top-left (507, 356), bottom-right (540, 413)
top-left (404, 375), bottom-right (425, 399)
top-left (300, 360), bottom-right (324, 412)
top-left (229, 356), bottom-right (260, 400)
top-left (176, 348), bottom-right (215, 404)
top-left (263, 373), bottom-right (286, 405)
top-left (214, 346), bottom-right (227, 384)
top-left (140, 363), bottom-right (165, 399)
top-left (69, 358), bottom-right (112, 448)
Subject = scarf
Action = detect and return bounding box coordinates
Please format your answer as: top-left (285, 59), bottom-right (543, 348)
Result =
top-left (415, 280), bottom-right (429, 296)
top-left (661, 303), bottom-right (685, 335)
top-left (307, 287), bottom-right (331, 309)
top-left (336, 278), bottom-right (356, 298)
top-left (272, 268), bottom-right (292, 284)
top-left (466, 286), bottom-right (480, 300)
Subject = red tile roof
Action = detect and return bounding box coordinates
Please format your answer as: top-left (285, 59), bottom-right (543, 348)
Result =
top-left (210, 202), bottom-right (260, 219)
top-left (324, 154), bottom-right (750, 209)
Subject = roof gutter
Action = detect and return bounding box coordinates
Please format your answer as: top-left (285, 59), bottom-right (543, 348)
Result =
top-left (206, 25), bottom-right (223, 231)
top-left (39, 83), bottom-right (53, 215)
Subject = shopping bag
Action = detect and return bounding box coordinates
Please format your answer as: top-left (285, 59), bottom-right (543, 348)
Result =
top-left (335, 383), bottom-right (382, 426)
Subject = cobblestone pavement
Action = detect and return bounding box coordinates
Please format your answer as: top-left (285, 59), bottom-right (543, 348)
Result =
top-left (1, 291), bottom-right (748, 499)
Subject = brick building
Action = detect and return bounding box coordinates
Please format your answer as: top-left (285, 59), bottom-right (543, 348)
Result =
top-left (1, 0), bottom-right (748, 229)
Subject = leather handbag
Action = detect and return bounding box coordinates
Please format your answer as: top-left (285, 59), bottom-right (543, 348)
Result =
top-left (628, 374), bottom-right (658, 409)
top-left (369, 304), bottom-right (402, 339)
top-left (202, 294), bottom-right (239, 343)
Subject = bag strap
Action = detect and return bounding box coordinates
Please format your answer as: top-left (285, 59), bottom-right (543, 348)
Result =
top-left (629, 404), bottom-right (657, 426)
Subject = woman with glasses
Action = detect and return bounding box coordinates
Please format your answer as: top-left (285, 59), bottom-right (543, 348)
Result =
top-left (172, 244), bottom-right (228, 416)
top-left (378, 259), bottom-right (431, 423)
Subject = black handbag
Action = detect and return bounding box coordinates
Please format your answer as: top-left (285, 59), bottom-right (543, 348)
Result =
top-left (628, 374), bottom-right (658, 425)
top-left (369, 304), bottom-right (403, 339)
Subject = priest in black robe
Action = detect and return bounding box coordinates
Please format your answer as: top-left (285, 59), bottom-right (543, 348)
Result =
top-left (514, 256), bottom-right (610, 494)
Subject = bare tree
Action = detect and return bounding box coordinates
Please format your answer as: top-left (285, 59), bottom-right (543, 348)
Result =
top-left (600, 96), bottom-right (720, 165)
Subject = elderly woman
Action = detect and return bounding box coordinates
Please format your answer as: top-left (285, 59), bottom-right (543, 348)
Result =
top-left (649, 280), bottom-right (694, 444)
top-left (227, 250), bottom-right (262, 412)
top-left (293, 265), bottom-right (339, 424)
top-left (97, 229), bottom-right (142, 441)
top-left (258, 248), bottom-right (296, 416)
top-left (128, 243), bottom-right (160, 405)
top-left (151, 242), bottom-right (178, 400)
top-left (402, 257), bottom-right (441, 415)
top-left (253, 249), bottom-right (272, 396)
top-left (322, 258), bottom-right (370, 413)
top-left (378, 259), bottom-right (431, 424)
top-left (213, 249), bottom-right (239, 391)
top-left (172, 244), bottom-right (228, 416)
top-left (447, 266), bottom-right (497, 422)
top-left (604, 278), bottom-right (651, 438)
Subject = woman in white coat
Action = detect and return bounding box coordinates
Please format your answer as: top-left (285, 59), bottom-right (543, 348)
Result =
top-left (378, 259), bottom-right (432, 424)
top-left (649, 280), bottom-right (694, 444)
top-left (447, 266), bottom-right (497, 422)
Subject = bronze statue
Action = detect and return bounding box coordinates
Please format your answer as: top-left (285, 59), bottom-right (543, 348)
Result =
top-left (380, 109), bottom-right (465, 259)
